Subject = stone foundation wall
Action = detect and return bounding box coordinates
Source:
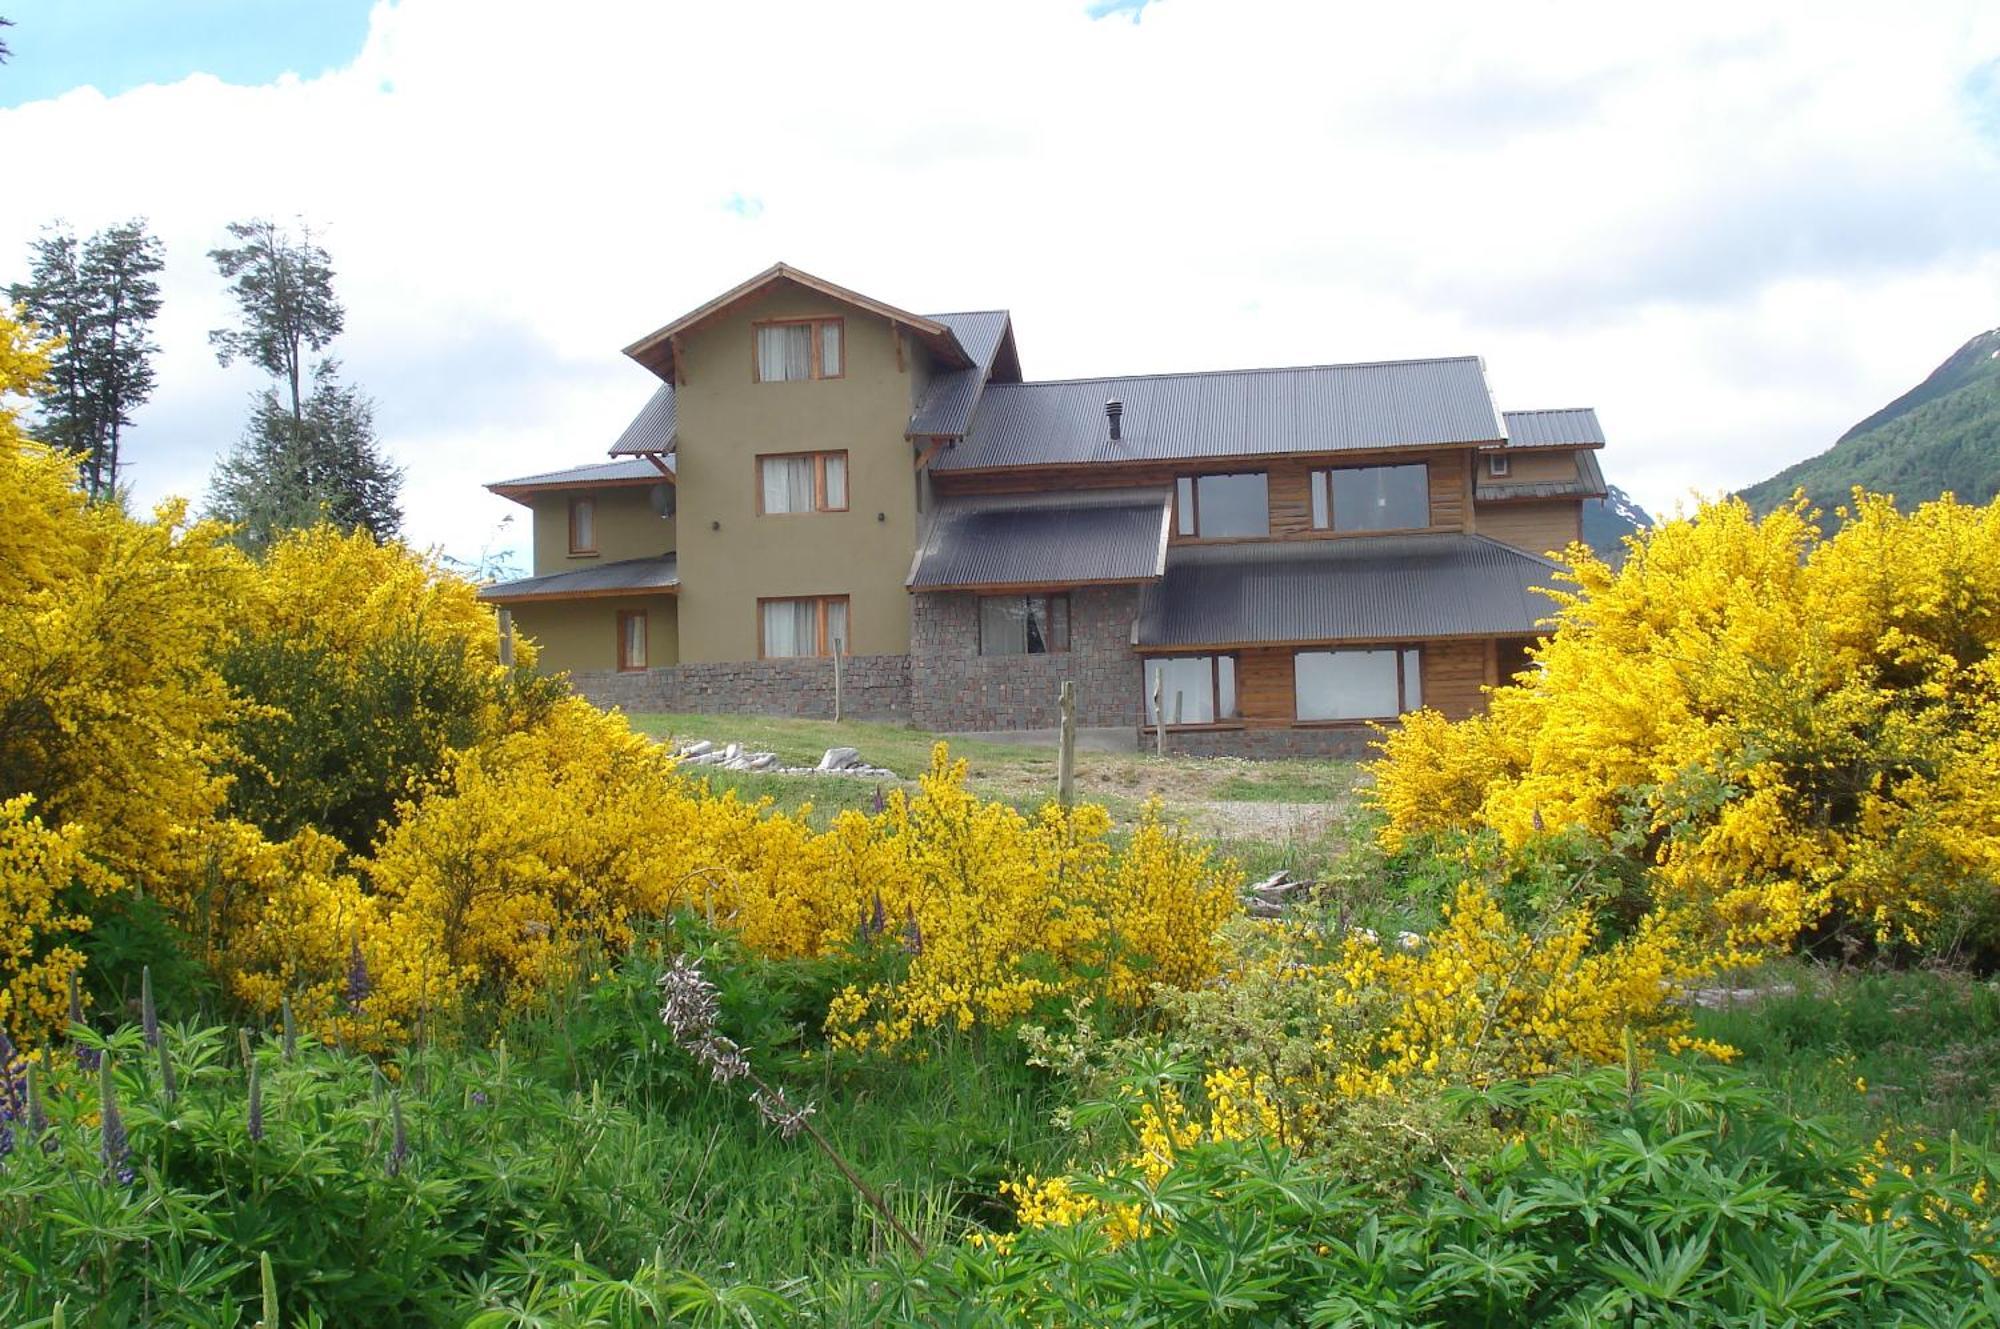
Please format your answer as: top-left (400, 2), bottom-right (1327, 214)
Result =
top-left (910, 588), bottom-right (1145, 731)
top-left (568, 654), bottom-right (911, 721)
top-left (1152, 724), bottom-right (1388, 761)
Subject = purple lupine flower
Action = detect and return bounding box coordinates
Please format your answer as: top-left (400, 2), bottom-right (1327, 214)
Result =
top-left (1532, 808), bottom-right (1545, 833)
top-left (870, 784), bottom-right (887, 816)
top-left (246, 1055), bottom-right (264, 1143)
top-left (657, 955), bottom-right (812, 1116)
top-left (24, 1060), bottom-right (48, 1152)
top-left (99, 1059), bottom-right (132, 1185)
top-left (140, 966), bottom-right (160, 1048)
top-left (869, 892), bottom-right (886, 939)
top-left (470, 1090), bottom-right (489, 1108)
top-left (69, 974), bottom-right (99, 1073)
top-left (281, 996), bottom-right (298, 1061)
top-left (386, 1094), bottom-right (408, 1177)
top-left (345, 940), bottom-right (372, 1013)
top-left (902, 907), bottom-right (923, 957)
top-left (0, 1027), bottom-right (22, 1160)
top-left (751, 1089), bottom-right (817, 1140)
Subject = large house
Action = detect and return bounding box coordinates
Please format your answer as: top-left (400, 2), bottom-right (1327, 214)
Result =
top-left (480, 263), bottom-right (1606, 756)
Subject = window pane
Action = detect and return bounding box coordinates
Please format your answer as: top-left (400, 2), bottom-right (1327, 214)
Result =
top-left (758, 324), bottom-right (813, 381)
top-left (1193, 473), bottom-right (1268, 537)
top-left (823, 598), bottom-right (847, 655)
top-left (1331, 465), bottom-right (1429, 531)
top-left (1176, 477), bottom-right (1197, 536)
top-left (763, 600), bottom-right (800, 656)
top-left (1217, 655), bottom-right (1237, 719)
top-left (1295, 649), bottom-right (1401, 721)
top-left (1145, 656), bottom-right (1218, 725)
top-left (621, 614), bottom-right (646, 669)
top-left (1401, 648), bottom-right (1422, 710)
top-left (979, 597), bottom-right (1028, 655)
top-left (1023, 597), bottom-right (1050, 654)
top-left (822, 454), bottom-right (846, 509)
top-left (571, 499), bottom-right (593, 550)
top-left (1048, 596), bottom-right (1070, 651)
top-left (820, 321), bottom-right (842, 377)
top-left (1310, 471), bottom-right (1330, 529)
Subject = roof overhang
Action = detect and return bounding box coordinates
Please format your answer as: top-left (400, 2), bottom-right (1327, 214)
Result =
top-left (487, 474), bottom-right (665, 506)
top-left (622, 262), bottom-right (974, 384)
top-left (906, 489), bottom-right (1172, 592)
top-left (483, 583), bottom-right (680, 605)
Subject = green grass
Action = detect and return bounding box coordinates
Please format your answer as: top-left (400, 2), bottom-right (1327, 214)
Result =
top-left (1693, 962), bottom-right (2000, 1143)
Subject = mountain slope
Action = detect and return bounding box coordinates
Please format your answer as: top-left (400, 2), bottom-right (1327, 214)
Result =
top-left (1740, 329), bottom-right (2000, 517)
top-left (1583, 482), bottom-right (1653, 561)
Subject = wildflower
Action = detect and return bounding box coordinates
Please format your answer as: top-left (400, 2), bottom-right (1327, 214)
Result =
top-left (140, 965), bottom-right (160, 1048)
top-left (871, 783), bottom-right (887, 815)
top-left (0, 1027), bottom-right (22, 1159)
top-left (247, 1055), bottom-right (264, 1143)
top-left (24, 1060), bottom-right (48, 1152)
top-left (386, 1094), bottom-right (408, 1177)
top-left (751, 1089), bottom-right (816, 1140)
top-left (344, 940), bottom-right (371, 1013)
top-left (281, 995), bottom-right (298, 1060)
top-left (903, 907), bottom-right (923, 956)
top-left (68, 974), bottom-right (99, 1074)
top-left (870, 891), bottom-right (886, 940)
top-left (99, 1058), bottom-right (132, 1185)
top-left (470, 1090), bottom-right (489, 1108)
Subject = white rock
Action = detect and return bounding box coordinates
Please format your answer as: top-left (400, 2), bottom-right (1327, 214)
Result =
top-left (818, 746), bottom-right (862, 772)
top-left (681, 739), bottom-right (713, 758)
top-left (724, 742), bottom-right (741, 762)
top-left (1397, 931), bottom-right (1424, 950)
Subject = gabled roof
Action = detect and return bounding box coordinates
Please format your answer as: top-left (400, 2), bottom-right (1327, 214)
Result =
top-left (1499, 408), bottom-right (1604, 449)
top-left (908, 310), bottom-right (1021, 439)
top-left (1477, 450), bottom-right (1608, 502)
top-left (623, 262), bottom-right (976, 384)
top-left (607, 384), bottom-right (678, 459)
top-left (478, 555), bottom-right (679, 604)
top-left (934, 357), bottom-right (1506, 472)
top-left (907, 489), bottom-right (1171, 591)
top-left (487, 458), bottom-right (670, 505)
top-left (1136, 534), bottom-right (1561, 648)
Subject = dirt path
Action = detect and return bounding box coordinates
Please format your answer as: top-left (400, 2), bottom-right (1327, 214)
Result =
top-left (1179, 799), bottom-right (1350, 842)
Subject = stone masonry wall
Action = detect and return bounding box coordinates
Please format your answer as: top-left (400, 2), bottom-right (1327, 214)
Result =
top-left (909, 587), bottom-right (1145, 731)
top-left (568, 654), bottom-right (911, 721)
top-left (1156, 724), bottom-right (1386, 761)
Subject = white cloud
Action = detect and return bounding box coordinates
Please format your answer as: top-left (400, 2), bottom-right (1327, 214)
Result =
top-left (2, 0), bottom-right (1996, 553)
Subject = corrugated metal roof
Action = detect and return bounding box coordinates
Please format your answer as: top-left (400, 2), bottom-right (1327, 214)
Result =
top-left (908, 489), bottom-right (1171, 589)
top-left (608, 385), bottom-right (678, 456)
top-left (908, 310), bottom-right (1013, 438)
top-left (934, 357), bottom-right (1504, 471)
top-left (1500, 408), bottom-right (1603, 448)
top-left (479, 555), bottom-right (679, 603)
top-left (1136, 534), bottom-right (1560, 647)
top-left (1476, 449), bottom-right (1608, 501)
top-left (490, 458), bottom-right (668, 491)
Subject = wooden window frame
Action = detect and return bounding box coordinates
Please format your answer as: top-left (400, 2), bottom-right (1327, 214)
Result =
top-left (756, 595), bottom-right (852, 659)
top-left (568, 496), bottom-right (597, 556)
top-left (1309, 463), bottom-right (1433, 533)
top-left (615, 610), bottom-right (648, 672)
top-left (751, 316), bottom-right (846, 383)
top-left (1291, 645), bottom-right (1423, 724)
top-left (975, 593), bottom-right (1071, 656)
top-left (1141, 653), bottom-right (1240, 729)
top-left (1174, 472), bottom-right (1270, 541)
top-left (755, 451), bottom-right (851, 515)
top-left (1487, 453), bottom-right (1511, 477)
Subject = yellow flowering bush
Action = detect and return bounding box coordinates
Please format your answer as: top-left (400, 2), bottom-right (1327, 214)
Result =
top-left (1373, 492), bottom-right (2000, 957)
top-left (0, 795), bottom-right (110, 1043)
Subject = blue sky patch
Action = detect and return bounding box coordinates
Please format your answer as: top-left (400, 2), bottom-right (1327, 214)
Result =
top-left (0, 1), bottom-right (375, 107)
top-left (1086, 0), bottom-right (1159, 23)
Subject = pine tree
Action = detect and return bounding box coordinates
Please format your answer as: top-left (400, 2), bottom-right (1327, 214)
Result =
top-left (206, 218), bottom-right (400, 544)
top-left (8, 219), bottom-right (166, 501)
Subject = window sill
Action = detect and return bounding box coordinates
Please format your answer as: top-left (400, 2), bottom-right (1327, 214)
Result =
top-left (1292, 717), bottom-right (1398, 729)
top-left (568, 551), bottom-right (599, 560)
top-left (1140, 722), bottom-right (1246, 734)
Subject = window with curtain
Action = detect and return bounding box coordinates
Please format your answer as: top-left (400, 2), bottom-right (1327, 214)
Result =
top-left (760, 596), bottom-right (849, 658)
top-left (758, 452), bottom-right (848, 514)
top-left (616, 611), bottom-right (647, 671)
top-left (977, 595), bottom-right (1070, 655)
top-left (568, 497), bottom-right (595, 554)
top-left (1143, 655), bottom-right (1238, 726)
top-left (1310, 464), bottom-right (1430, 532)
top-left (1175, 473), bottom-right (1269, 538)
top-left (1293, 647), bottom-right (1421, 721)
top-left (754, 319), bottom-right (844, 382)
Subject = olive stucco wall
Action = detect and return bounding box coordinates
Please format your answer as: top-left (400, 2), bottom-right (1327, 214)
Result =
top-left (670, 283), bottom-right (927, 663)
top-left (510, 596), bottom-right (679, 674)
top-left (530, 487), bottom-right (675, 576)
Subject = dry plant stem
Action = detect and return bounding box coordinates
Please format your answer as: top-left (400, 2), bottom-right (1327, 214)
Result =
top-left (747, 1066), bottom-right (928, 1259)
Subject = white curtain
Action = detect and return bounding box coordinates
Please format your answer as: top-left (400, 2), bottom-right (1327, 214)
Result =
top-left (822, 454), bottom-right (846, 509)
top-left (622, 614), bottom-right (646, 668)
top-left (1295, 650), bottom-right (1400, 721)
top-left (757, 324), bottom-right (813, 381)
top-left (824, 598), bottom-right (847, 654)
top-left (763, 599), bottom-right (814, 656)
top-left (819, 321), bottom-right (842, 377)
top-left (762, 456), bottom-right (814, 513)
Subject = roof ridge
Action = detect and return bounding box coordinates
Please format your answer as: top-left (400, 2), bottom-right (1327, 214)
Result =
top-left (922, 308), bottom-right (1010, 319)
top-left (993, 355), bottom-right (1485, 389)
top-left (1503, 406), bottom-right (1598, 416)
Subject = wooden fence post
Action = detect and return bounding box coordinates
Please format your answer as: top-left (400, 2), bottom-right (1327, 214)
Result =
top-left (1151, 667), bottom-right (1166, 758)
top-left (1057, 680), bottom-right (1076, 807)
top-left (833, 638), bottom-right (844, 722)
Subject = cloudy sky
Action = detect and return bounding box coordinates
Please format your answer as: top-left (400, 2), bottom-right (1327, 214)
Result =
top-left (2, 0), bottom-right (1997, 562)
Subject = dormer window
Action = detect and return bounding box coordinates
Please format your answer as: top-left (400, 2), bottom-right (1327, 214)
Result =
top-left (568, 497), bottom-right (596, 555)
top-left (754, 318), bottom-right (844, 382)
top-left (1487, 453), bottom-right (1511, 477)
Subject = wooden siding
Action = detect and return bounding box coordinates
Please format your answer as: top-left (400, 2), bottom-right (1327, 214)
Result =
top-left (1236, 647), bottom-right (1295, 725)
top-left (1475, 501), bottom-right (1582, 557)
top-left (1422, 640), bottom-right (1488, 720)
top-left (1429, 455), bottom-right (1466, 529)
top-left (1488, 449), bottom-right (1581, 483)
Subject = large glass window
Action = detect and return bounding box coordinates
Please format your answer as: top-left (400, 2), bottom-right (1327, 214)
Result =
top-left (1310, 464), bottom-right (1430, 532)
top-left (759, 452), bottom-right (848, 514)
top-left (760, 596), bottom-right (849, 658)
top-left (1143, 655), bottom-right (1238, 726)
top-left (1293, 647), bottom-right (1422, 721)
top-left (1175, 473), bottom-right (1269, 538)
top-left (978, 595), bottom-right (1070, 655)
top-left (755, 319), bottom-right (844, 382)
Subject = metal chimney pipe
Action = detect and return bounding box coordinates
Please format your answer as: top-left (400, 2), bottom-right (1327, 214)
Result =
top-left (1106, 397), bottom-right (1123, 441)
